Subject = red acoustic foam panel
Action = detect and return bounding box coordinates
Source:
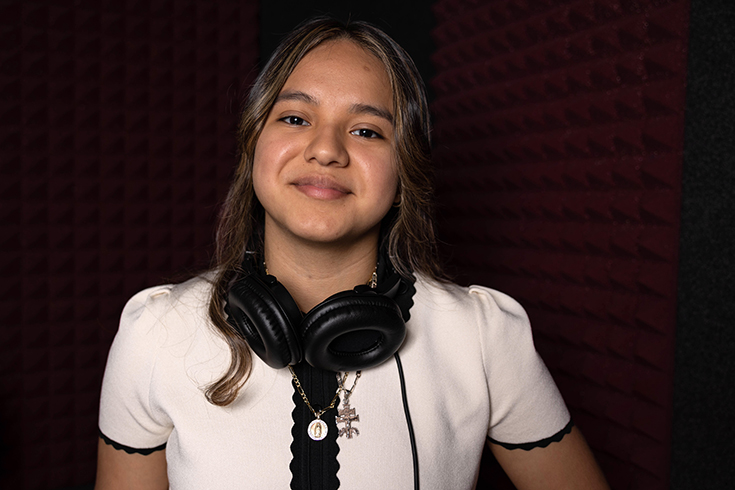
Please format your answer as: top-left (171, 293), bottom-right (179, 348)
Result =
top-left (0, 1), bottom-right (259, 488)
top-left (430, 1), bottom-right (689, 489)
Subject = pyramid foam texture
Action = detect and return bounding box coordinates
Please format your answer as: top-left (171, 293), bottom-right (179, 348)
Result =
top-left (0, 1), bottom-right (258, 488)
top-left (430, 0), bottom-right (689, 488)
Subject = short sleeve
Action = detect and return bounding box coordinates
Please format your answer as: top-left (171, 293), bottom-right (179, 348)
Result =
top-left (98, 285), bottom-right (175, 451)
top-left (469, 285), bottom-right (571, 448)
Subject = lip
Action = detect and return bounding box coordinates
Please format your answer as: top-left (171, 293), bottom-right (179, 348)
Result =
top-left (292, 175), bottom-right (351, 200)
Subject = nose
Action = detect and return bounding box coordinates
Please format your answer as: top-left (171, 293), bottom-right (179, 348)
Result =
top-left (304, 124), bottom-right (349, 167)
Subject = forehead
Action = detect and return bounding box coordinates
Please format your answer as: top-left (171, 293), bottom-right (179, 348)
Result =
top-left (280, 40), bottom-right (392, 104)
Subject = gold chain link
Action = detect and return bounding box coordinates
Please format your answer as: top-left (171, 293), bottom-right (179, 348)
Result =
top-left (288, 366), bottom-right (343, 419)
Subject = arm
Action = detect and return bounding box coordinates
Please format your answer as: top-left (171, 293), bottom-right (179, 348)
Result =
top-left (489, 425), bottom-right (610, 490)
top-left (95, 437), bottom-right (169, 490)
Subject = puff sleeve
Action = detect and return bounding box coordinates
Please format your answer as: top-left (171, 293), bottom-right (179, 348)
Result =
top-left (469, 285), bottom-right (572, 448)
top-left (98, 285), bottom-right (175, 452)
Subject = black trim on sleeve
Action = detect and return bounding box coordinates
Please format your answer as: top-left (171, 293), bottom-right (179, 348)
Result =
top-left (99, 428), bottom-right (167, 455)
top-left (487, 419), bottom-right (574, 451)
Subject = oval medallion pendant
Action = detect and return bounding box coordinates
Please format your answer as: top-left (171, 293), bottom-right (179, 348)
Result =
top-left (308, 419), bottom-right (328, 441)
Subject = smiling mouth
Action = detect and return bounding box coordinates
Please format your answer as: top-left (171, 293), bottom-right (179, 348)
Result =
top-left (292, 176), bottom-right (351, 199)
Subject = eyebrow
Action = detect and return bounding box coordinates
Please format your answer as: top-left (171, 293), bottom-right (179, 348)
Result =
top-left (275, 90), bottom-right (317, 105)
top-left (350, 103), bottom-right (393, 124)
top-left (274, 90), bottom-right (394, 124)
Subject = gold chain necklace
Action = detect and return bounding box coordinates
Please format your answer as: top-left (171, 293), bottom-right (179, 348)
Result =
top-left (288, 366), bottom-right (345, 441)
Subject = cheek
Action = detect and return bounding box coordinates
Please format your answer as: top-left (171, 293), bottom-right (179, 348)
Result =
top-left (371, 160), bottom-right (400, 210)
top-left (251, 134), bottom-right (283, 199)
top-left (251, 143), bottom-right (267, 199)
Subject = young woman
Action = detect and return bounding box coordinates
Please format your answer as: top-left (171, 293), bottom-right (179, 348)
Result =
top-left (96, 17), bottom-right (609, 490)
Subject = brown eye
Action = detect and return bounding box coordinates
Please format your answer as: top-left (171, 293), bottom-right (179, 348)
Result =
top-left (351, 128), bottom-right (383, 139)
top-left (281, 116), bottom-right (309, 126)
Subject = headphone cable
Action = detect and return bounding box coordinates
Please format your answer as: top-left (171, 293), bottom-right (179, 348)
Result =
top-left (395, 352), bottom-right (419, 490)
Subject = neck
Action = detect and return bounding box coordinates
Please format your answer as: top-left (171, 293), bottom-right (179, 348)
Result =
top-left (263, 233), bottom-right (379, 312)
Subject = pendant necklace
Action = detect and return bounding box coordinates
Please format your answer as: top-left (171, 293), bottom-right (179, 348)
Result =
top-left (288, 365), bottom-right (343, 441)
top-left (336, 371), bottom-right (361, 438)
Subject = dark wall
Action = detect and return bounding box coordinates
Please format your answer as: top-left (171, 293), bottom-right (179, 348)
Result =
top-left (259, 0), bottom-right (436, 99)
top-left (431, 0), bottom-right (689, 488)
top-left (672, 0), bottom-right (735, 487)
top-left (0, 2), bottom-right (258, 488)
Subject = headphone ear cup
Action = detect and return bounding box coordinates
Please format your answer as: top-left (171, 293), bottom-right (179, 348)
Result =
top-left (301, 290), bottom-right (406, 372)
top-left (227, 274), bottom-right (304, 369)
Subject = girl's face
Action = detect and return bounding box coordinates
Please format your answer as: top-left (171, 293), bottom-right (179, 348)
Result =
top-left (253, 40), bottom-right (398, 250)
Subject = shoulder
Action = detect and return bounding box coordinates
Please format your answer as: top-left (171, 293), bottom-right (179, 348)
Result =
top-left (109, 273), bottom-right (221, 369)
top-left (411, 275), bottom-right (530, 331)
top-left (409, 275), bottom-right (545, 383)
top-left (405, 275), bottom-right (537, 372)
top-left (123, 273), bottom-right (215, 317)
top-left (119, 273), bottom-right (215, 333)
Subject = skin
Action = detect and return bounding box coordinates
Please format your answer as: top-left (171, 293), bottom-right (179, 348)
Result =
top-left (253, 40), bottom-right (399, 311)
top-left (95, 438), bottom-right (167, 489)
top-left (95, 40), bottom-right (610, 489)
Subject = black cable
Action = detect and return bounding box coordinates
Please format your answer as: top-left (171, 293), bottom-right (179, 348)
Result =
top-left (395, 352), bottom-right (419, 490)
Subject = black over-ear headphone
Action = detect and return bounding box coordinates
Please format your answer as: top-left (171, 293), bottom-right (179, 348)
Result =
top-left (225, 253), bottom-right (413, 372)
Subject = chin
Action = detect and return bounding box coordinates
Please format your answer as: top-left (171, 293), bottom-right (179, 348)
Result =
top-left (265, 208), bottom-right (385, 248)
top-left (292, 222), bottom-right (380, 247)
top-left (293, 229), bottom-right (362, 246)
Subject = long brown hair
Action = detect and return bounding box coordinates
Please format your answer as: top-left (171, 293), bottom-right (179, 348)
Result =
top-left (206, 17), bottom-right (442, 406)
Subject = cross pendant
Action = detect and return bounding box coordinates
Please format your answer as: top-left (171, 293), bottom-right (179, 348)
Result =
top-left (335, 397), bottom-right (360, 439)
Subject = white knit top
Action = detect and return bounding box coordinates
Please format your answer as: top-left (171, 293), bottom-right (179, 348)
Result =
top-left (99, 274), bottom-right (570, 489)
